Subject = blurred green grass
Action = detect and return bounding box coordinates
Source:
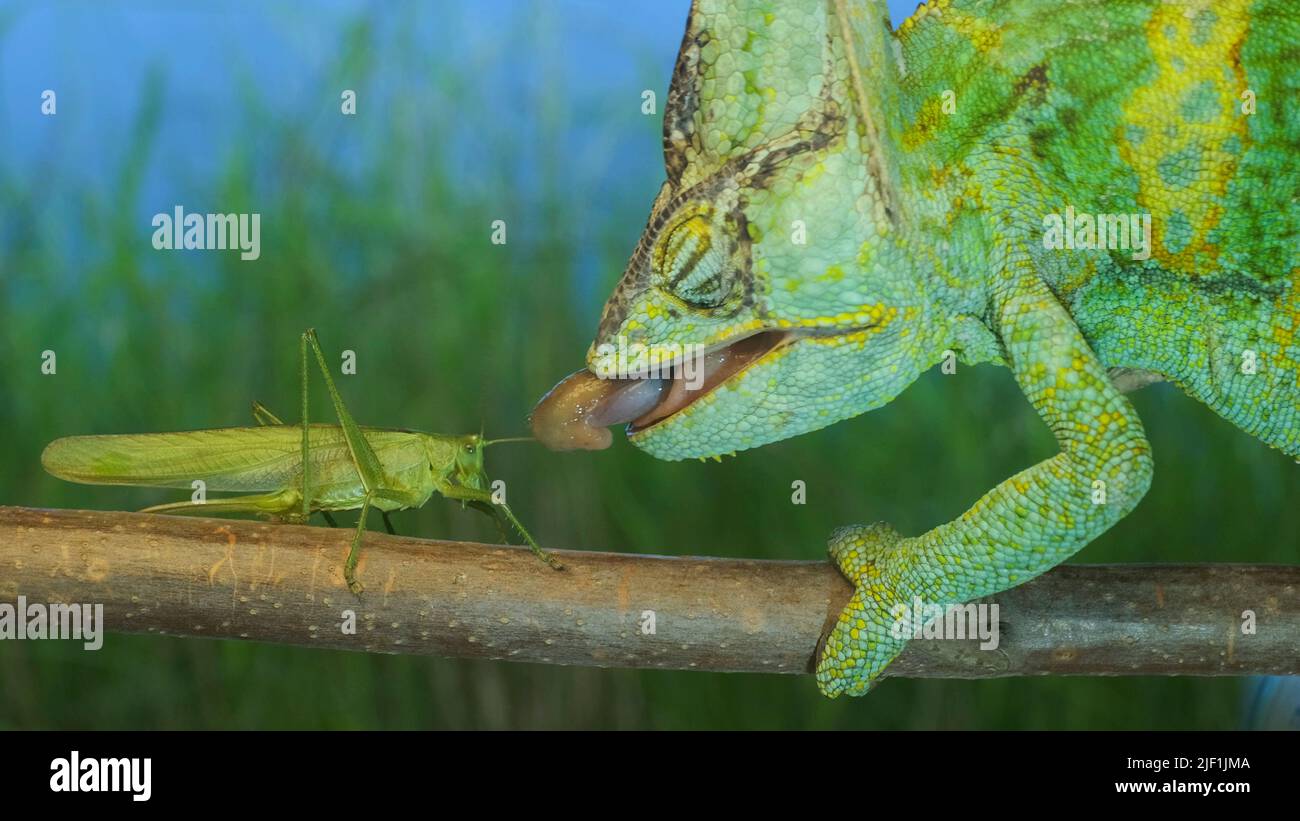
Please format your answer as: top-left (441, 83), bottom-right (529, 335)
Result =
top-left (1, 7), bottom-right (1296, 730)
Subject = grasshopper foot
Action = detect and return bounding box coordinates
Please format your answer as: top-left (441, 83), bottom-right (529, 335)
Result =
top-left (344, 560), bottom-right (364, 596)
top-left (816, 522), bottom-right (913, 698)
top-left (534, 547), bottom-right (565, 572)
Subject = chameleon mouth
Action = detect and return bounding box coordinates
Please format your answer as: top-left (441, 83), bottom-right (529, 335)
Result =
top-left (624, 330), bottom-right (788, 433)
top-left (531, 328), bottom-right (848, 451)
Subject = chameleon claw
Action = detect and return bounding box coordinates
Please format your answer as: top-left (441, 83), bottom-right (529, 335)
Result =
top-left (817, 522), bottom-right (911, 697)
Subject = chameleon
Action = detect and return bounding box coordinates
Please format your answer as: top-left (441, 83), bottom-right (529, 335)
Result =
top-left (530, 0), bottom-right (1299, 696)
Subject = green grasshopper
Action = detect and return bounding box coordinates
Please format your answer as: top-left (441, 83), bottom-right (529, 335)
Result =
top-left (41, 329), bottom-right (563, 594)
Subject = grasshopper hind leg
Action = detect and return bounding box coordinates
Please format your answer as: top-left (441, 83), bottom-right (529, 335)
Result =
top-left (140, 488), bottom-right (302, 518)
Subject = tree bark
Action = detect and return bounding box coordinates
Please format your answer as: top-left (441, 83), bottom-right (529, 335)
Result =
top-left (1, 506), bottom-right (1295, 678)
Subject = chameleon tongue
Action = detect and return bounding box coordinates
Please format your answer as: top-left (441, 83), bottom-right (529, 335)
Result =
top-left (626, 331), bottom-right (780, 430)
top-left (529, 370), bottom-right (665, 451)
top-left (530, 331), bottom-right (789, 451)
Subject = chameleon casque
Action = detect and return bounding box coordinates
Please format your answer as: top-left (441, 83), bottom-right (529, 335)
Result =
top-left (530, 0), bottom-right (1299, 697)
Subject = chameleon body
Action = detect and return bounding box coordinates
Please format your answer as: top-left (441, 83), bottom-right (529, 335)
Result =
top-left (574, 0), bottom-right (1298, 696)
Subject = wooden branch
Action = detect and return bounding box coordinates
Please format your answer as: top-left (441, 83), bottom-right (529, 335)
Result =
top-left (1, 506), bottom-right (1296, 678)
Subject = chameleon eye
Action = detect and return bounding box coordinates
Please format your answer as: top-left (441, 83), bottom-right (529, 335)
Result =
top-left (655, 214), bottom-right (733, 309)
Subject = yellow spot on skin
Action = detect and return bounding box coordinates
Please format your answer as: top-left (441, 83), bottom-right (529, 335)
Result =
top-left (799, 161), bottom-right (828, 187)
top-left (938, 7), bottom-right (1002, 53)
top-left (903, 96), bottom-right (946, 149)
top-left (819, 264), bottom-right (847, 283)
top-left (1118, 0), bottom-right (1251, 274)
top-left (899, 0), bottom-right (953, 33)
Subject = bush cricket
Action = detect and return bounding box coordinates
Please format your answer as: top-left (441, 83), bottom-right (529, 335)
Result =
top-left (42, 329), bottom-right (564, 594)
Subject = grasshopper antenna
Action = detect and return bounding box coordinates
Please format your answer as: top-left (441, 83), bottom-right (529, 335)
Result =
top-left (478, 421), bottom-right (536, 447)
top-left (481, 436), bottom-right (535, 447)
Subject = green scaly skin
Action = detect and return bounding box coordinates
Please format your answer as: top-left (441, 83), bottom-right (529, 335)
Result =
top-left (585, 0), bottom-right (1299, 696)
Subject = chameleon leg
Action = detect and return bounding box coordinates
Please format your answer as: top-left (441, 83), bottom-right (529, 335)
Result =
top-left (817, 266), bottom-right (1154, 697)
top-left (818, 523), bottom-right (909, 695)
top-left (441, 483), bottom-right (564, 570)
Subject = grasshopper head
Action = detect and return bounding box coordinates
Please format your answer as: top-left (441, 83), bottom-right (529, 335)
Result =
top-left (451, 433), bottom-right (489, 491)
top-left (452, 433), bottom-right (533, 490)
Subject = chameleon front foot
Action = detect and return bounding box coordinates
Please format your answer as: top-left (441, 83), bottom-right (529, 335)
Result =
top-left (816, 522), bottom-right (913, 698)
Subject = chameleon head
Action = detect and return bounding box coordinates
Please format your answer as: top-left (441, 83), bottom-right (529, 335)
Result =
top-left (531, 1), bottom-right (939, 459)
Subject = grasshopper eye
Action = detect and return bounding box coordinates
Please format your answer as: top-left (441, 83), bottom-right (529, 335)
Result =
top-left (464, 443), bottom-right (476, 454)
top-left (654, 213), bottom-right (734, 309)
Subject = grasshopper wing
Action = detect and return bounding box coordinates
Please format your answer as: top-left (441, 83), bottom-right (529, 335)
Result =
top-left (41, 427), bottom-right (325, 492)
